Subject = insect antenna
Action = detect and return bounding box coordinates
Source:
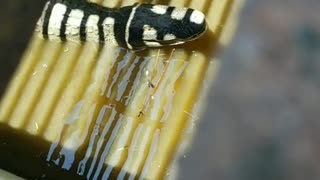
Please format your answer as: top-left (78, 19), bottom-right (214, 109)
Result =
top-left (138, 49), bottom-right (174, 117)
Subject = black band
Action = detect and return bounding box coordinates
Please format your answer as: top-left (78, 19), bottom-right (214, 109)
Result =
top-left (42, 2), bottom-right (54, 39)
top-left (79, 13), bottom-right (89, 42)
top-left (59, 7), bottom-right (72, 41)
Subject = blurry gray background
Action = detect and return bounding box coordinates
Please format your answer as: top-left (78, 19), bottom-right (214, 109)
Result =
top-left (179, 0), bottom-right (320, 179)
top-left (0, 0), bottom-right (320, 179)
top-left (0, 0), bottom-right (46, 96)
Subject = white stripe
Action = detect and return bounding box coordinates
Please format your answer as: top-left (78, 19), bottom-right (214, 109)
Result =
top-left (125, 4), bottom-right (140, 49)
top-left (144, 41), bottom-right (161, 47)
top-left (171, 7), bottom-right (188, 20)
top-left (103, 17), bottom-right (117, 44)
top-left (65, 9), bottom-right (84, 39)
top-left (151, 5), bottom-right (167, 15)
top-left (190, 10), bottom-right (205, 24)
top-left (86, 14), bottom-right (100, 42)
top-left (48, 3), bottom-right (67, 37)
top-left (164, 34), bottom-right (176, 40)
top-left (142, 25), bottom-right (158, 40)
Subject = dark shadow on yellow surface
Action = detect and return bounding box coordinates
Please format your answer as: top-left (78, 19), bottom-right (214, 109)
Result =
top-left (0, 123), bottom-right (140, 180)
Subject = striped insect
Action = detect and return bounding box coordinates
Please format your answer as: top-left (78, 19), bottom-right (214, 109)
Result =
top-left (36, 0), bottom-right (207, 51)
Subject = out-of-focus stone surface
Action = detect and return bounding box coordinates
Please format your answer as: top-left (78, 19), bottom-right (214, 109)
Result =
top-left (0, 0), bottom-right (46, 97)
top-left (179, 0), bottom-right (320, 180)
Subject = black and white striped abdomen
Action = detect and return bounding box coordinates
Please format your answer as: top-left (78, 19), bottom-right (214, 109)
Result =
top-left (36, 0), bottom-right (207, 51)
top-left (36, 1), bottom-right (118, 45)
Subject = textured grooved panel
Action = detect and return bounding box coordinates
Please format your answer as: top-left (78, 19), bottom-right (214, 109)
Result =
top-left (0, 0), bottom-right (244, 179)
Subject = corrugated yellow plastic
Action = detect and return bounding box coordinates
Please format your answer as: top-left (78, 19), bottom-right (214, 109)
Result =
top-left (0, 0), bottom-right (244, 179)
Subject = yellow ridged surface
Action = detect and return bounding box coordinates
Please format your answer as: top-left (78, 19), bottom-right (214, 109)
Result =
top-left (0, 0), bottom-right (244, 179)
